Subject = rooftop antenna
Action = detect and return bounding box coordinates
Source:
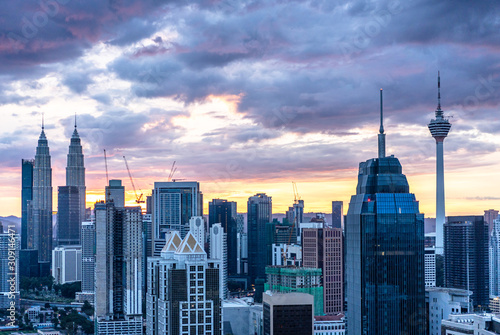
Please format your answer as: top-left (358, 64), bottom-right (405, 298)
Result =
top-left (42, 112), bottom-right (45, 130)
top-left (74, 112), bottom-right (77, 128)
top-left (436, 71), bottom-right (443, 117)
top-left (378, 88), bottom-right (386, 158)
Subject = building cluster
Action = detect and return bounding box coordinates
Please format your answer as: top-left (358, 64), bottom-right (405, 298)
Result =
top-left (3, 75), bottom-right (500, 335)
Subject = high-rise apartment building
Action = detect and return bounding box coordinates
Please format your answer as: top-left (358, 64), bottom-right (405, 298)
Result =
top-left (76, 220), bottom-right (95, 304)
top-left (21, 159), bottom-right (34, 250)
top-left (248, 193), bottom-right (272, 284)
top-left (345, 90), bottom-right (425, 334)
top-left (56, 186), bottom-right (80, 246)
top-left (31, 123), bottom-right (52, 263)
top-left (65, 122), bottom-right (86, 225)
top-left (152, 181), bottom-right (203, 255)
top-left (302, 227), bottom-right (343, 315)
top-left (428, 73), bottom-right (452, 255)
top-left (0, 230), bottom-right (19, 309)
top-left (331, 201), bottom-right (343, 229)
top-left (210, 223), bottom-right (228, 300)
top-left (146, 231), bottom-right (223, 335)
top-left (94, 200), bottom-right (143, 334)
top-left (209, 199), bottom-right (237, 276)
top-left (491, 219), bottom-right (500, 297)
top-left (263, 292), bottom-right (314, 335)
top-left (445, 216), bottom-right (489, 308)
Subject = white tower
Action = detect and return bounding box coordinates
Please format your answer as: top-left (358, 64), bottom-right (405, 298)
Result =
top-left (190, 216), bottom-right (205, 246)
top-left (428, 72), bottom-right (452, 255)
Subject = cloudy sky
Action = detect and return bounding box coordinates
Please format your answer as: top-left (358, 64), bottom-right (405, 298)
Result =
top-left (1, 0), bottom-right (499, 217)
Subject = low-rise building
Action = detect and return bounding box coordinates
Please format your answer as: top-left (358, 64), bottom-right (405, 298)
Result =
top-left (426, 287), bottom-right (471, 335)
top-left (441, 313), bottom-right (500, 334)
top-left (222, 298), bottom-right (263, 335)
top-left (51, 245), bottom-right (81, 284)
top-left (263, 291), bottom-right (314, 335)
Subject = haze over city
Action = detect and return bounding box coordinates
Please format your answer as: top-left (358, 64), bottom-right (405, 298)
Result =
top-left (1, 0), bottom-right (500, 217)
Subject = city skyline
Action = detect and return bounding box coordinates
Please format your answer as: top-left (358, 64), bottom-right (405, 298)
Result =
top-left (1, 1), bottom-right (500, 218)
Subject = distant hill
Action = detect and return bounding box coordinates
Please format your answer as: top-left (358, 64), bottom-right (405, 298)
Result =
top-left (0, 216), bottom-right (21, 233)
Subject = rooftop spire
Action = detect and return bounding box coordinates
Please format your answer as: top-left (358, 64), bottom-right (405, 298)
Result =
top-left (42, 112), bottom-right (44, 130)
top-left (437, 71), bottom-right (441, 111)
top-left (74, 112), bottom-right (77, 128)
top-left (378, 88), bottom-right (386, 159)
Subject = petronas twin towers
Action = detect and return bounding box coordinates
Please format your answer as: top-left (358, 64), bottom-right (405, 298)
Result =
top-left (24, 117), bottom-right (86, 264)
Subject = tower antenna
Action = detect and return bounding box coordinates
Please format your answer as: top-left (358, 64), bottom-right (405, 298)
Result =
top-left (42, 112), bottom-right (45, 130)
top-left (437, 71), bottom-right (441, 112)
top-left (378, 88), bottom-right (386, 158)
top-left (74, 112), bottom-right (77, 128)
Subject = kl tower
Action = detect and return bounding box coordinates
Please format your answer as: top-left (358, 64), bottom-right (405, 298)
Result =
top-left (428, 72), bottom-right (451, 256)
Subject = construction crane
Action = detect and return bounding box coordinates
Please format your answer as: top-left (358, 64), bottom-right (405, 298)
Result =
top-left (123, 156), bottom-right (145, 203)
top-left (168, 161), bottom-right (177, 181)
top-left (282, 182), bottom-right (301, 265)
top-left (104, 149), bottom-right (110, 198)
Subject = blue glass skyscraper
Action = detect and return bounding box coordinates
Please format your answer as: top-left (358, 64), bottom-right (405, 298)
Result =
top-left (346, 90), bottom-right (425, 334)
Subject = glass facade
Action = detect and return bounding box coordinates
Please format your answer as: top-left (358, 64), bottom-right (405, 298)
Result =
top-left (209, 199), bottom-right (238, 276)
top-left (21, 159), bottom-right (34, 250)
top-left (247, 193), bottom-right (272, 285)
top-left (346, 156), bottom-right (425, 335)
top-left (57, 186), bottom-right (81, 246)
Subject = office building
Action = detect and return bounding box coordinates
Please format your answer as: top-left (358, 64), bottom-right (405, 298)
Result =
top-left (65, 120), bottom-right (86, 225)
top-left (444, 215), bottom-right (489, 308)
top-left (293, 200), bottom-right (304, 236)
top-left (248, 193), bottom-right (272, 284)
top-left (76, 221), bottom-right (95, 304)
top-left (428, 73), bottom-right (452, 255)
top-left (331, 201), bottom-right (343, 229)
top-left (265, 266), bottom-right (323, 315)
top-left (313, 315), bottom-right (345, 335)
top-left (31, 123), bottom-right (53, 263)
top-left (146, 231), bottom-right (223, 335)
top-left (210, 223), bottom-right (228, 300)
top-left (485, 209), bottom-right (499, 234)
top-left (56, 186), bottom-right (80, 246)
top-left (209, 199), bottom-right (238, 276)
top-left (223, 298), bottom-right (263, 335)
top-left (21, 159), bottom-right (34, 250)
top-left (441, 313), bottom-right (500, 334)
top-left (236, 214), bottom-right (248, 276)
top-left (52, 245), bottom-right (81, 284)
top-left (94, 201), bottom-right (143, 334)
top-left (105, 179), bottom-right (125, 207)
top-left (0, 230), bottom-right (19, 309)
top-left (425, 287), bottom-right (471, 335)
top-left (152, 181), bottom-right (203, 255)
top-left (263, 292), bottom-right (314, 335)
top-left (302, 227), bottom-right (343, 315)
top-left (425, 247), bottom-right (436, 288)
top-left (345, 90), bottom-right (425, 334)
top-left (19, 249), bottom-right (39, 278)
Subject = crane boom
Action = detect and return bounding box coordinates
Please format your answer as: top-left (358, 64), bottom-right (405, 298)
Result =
top-left (123, 156), bottom-right (144, 203)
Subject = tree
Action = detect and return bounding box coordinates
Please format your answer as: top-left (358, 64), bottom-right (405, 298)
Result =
top-left (82, 300), bottom-right (93, 317)
top-left (44, 302), bottom-right (51, 309)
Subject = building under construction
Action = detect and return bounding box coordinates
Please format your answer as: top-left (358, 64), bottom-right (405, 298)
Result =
top-left (264, 266), bottom-right (324, 315)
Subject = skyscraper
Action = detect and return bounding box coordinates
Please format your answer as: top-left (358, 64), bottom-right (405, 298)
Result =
top-left (31, 122), bottom-right (52, 263)
top-left (346, 90), bottom-right (425, 334)
top-left (247, 193), bottom-right (272, 284)
top-left (209, 223), bottom-right (228, 300)
top-left (485, 209), bottom-right (499, 234)
top-left (208, 199), bottom-right (237, 276)
top-left (302, 227), bottom-right (343, 315)
top-left (94, 199), bottom-right (143, 334)
top-left (146, 231), bottom-right (223, 335)
top-left (76, 220), bottom-right (95, 304)
top-left (444, 215), bottom-right (489, 308)
top-left (106, 180), bottom-right (125, 207)
top-left (490, 219), bottom-right (500, 297)
top-left (263, 292), bottom-right (314, 335)
top-left (428, 73), bottom-right (452, 255)
top-left (56, 186), bottom-right (80, 246)
top-left (331, 201), bottom-right (343, 229)
top-left (21, 159), bottom-right (34, 250)
top-left (65, 120), bottom-right (86, 225)
top-left (152, 181), bottom-right (203, 255)
top-left (0, 229), bottom-right (19, 309)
